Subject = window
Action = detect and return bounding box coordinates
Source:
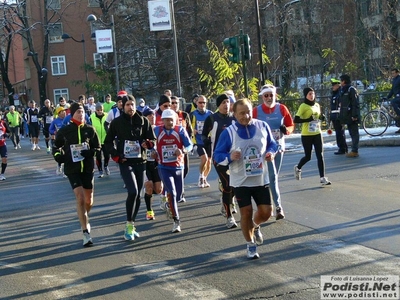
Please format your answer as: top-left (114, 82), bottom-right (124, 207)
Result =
top-left (54, 88), bottom-right (69, 105)
top-left (48, 23), bottom-right (63, 43)
top-left (51, 56), bottom-right (67, 75)
top-left (88, 0), bottom-right (100, 7)
top-left (132, 47), bottom-right (157, 64)
top-left (93, 53), bottom-right (103, 68)
top-left (47, 0), bottom-right (61, 10)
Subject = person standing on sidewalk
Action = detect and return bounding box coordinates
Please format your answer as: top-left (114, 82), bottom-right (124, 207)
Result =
top-left (53, 102), bottom-right (101, 246)
top-left (0, 113), bottom-right (11, 181)
top-left (294, 87), bottom-right (332, 186)
top-left (214, 98), bottom-right (279, 259)
top-left (5, 105), bottom-right (22, 150)
top-left (104, 94), bottom-right (156, 241)
top-left (329, 78), bottom-right (348, 154)
top-left (338, 74), bottom-right (361, 158)
top-left (253, 84), bottom-right (294, 220)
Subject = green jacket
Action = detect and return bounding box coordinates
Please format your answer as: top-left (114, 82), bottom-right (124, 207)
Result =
top-left (90, 112), bottom-right (108, 143)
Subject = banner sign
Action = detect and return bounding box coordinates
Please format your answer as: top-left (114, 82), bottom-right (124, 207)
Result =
top-left (148, 0), bottom-right (172, 31)
top-left (95, 29), bottom-right (113, 53)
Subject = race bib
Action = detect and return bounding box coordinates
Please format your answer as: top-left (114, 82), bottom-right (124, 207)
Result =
top-left (308, 120), bottom-right (320, 132)
top-left (271, 129), bottom-right (282, 141)
top-left (70, 142), bottom-right (88, 162)
top-left (196, 120), bottom-right (205, 134)
top-left (46, 116), bottom-right (54, 124)
top-left (161, 144), bottom-right (178, 162)
top-left (146, 149), bottom-right (155, 162)
top-left (124, 140), bottom-right (141, 158)
top-left (31, 115), bottom-right (38, 123)
top-left (244, 154), bottom-right (263, 177)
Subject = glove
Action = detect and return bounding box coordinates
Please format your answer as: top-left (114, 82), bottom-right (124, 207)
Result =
top-left (54, 151), bottom-right (65, 163)
top-left (144, 139), bottom-right (154, 149)
top-left (112, 154), bottom-right (125, 164)
top-left (319, 114), bottom-right (326, 121)
top-left (80, 149), bottom-right (95, 158)
top-left (279, 125), bottom-right (287, 135)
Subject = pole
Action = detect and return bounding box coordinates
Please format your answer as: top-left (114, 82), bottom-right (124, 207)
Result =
top-left (111, 15), bottom-right (120, 92)
top-left (170, 0), bottom-right (182, 97)
top-left (82, 33), bottom-right (89, 95)
top-left (240, 29), bottom-right (249, 98)
top-left (255, 0), bottom-right (265, 85)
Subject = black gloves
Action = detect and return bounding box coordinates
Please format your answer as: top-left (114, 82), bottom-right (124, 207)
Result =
top-left (305, 116), bottom-right (314, 122)
top-left (80, 149), bottom-right (95, 158)
top-left (279, 125), bottom-right (287, 135)
top-left (53, 148), bottom-right (65, 163)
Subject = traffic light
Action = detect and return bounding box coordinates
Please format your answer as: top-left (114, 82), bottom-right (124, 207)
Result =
top-left (243, 34), bottom-right (251, 61)
top-left (223, 36), bottom-right (241, 63)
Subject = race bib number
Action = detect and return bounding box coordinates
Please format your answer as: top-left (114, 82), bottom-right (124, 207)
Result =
top-left (271, 129), bottom-right (282, 141)
top-left (70, 142), bottom-right (88, 162)
top-left (46, 116), bottom-right (54, 124)
top-left (124, 140), bottom-right (141, 158)
top-left (146, 149), bottom-right (155, 162)
top-left (161, 144), bottom-right (178, 162)
top-left (31, 115), bottom-right (38, 123)
top-left (308, 120), bottom-right (320, 132)
top-left (244, 155), bottom-right (263, 177)
top-left (196, 120), bottom-right (205, 134)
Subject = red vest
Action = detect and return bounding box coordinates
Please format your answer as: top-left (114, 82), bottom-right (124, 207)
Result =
top-left (156, 126), bottom-right (184, 167)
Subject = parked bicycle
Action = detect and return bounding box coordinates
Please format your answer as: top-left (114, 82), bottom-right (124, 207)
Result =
top-left (362, 98), bottom-right (400, 136)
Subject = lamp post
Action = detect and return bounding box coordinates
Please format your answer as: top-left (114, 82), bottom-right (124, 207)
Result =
top-left (27, 51), bottom-right (48, 106)
top-left (86, 14), bottom-right (120, 92)
top-left (255, 0), bottom-right (265, 84)
top-left (280, 0), bottom-right (301, 96)
top-left (62, 33), bottom-right (89, 95)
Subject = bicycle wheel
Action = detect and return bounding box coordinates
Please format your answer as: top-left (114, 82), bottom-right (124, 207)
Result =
top-left (363, 111), bottom-right (389, 136)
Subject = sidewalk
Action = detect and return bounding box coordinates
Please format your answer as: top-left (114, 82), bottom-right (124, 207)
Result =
top-left (285, 126), bottom-right (400, 152)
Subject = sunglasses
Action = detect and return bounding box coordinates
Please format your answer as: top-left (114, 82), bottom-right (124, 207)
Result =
top-left (263, 94), bottom-right (273, 98)
top-left (171, 102), bottom-right (178, 104)
top-left (197, 102), bottom-right (206, 104)
top-left (162, 104), bottom-right (171, 108)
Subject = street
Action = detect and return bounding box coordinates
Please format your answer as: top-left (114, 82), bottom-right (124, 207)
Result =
top-left (1, 137), bottom-right (400, 300)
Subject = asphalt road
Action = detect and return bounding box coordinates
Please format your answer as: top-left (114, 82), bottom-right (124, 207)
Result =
top-left (1, 137), bottom-right (400, 300)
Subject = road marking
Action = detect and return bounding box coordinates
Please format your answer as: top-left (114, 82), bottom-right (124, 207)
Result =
top-left (0, 261), bottom-right (24, 269)
top-left (134, 262), bottom-right (227, 299)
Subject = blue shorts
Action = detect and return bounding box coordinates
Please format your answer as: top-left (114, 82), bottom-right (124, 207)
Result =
top-left (233, 185), bottom-right (272, 208)
top-left (0, 145), bottom-right (7, 158)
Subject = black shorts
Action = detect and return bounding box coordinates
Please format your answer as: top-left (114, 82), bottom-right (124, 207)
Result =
top-left (233, 185), bottom-right (271, 208)
top-left (145, 161), bottom-right (161, 183)
top-left (67, 172), bottom-right (94, 190)
top-left (197, 145), bottom-right (211, 157)
top-left (28, 123), bottom-right (40, 138)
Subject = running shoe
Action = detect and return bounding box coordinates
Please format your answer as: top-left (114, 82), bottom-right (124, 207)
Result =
top-left (83, 232), bottom-right (93, 247)
top-left (35, 145), bottom-right (41, 150)
top-left (46, 147), bottom-right (51, 154)
top-left (247, 242), bottom-right (259, 259)
top-left (17, 144), bottom-right (21, 149)
top-left (254, 226), bottom-right (264, 245)
top-left (146, 210), bottom-right (155, 220)
top-left (294, 165), bottom-right (301, 180)
top-left (198, 177), bottom-right (205, 188)
top-left (98, 171), bottom-right (104, 178)
top-left (178, 197), bottom-right (186, 203)
top-left (172, 220), bottom-right (181, 233)
top-left (104, 166), bottom-right (110, 175)
top-left (14, 146), bottom-right (17, 150)
top-left (56, 166), bottom-right (62, 175)
top-left (226, 216), bottom-right (238, 229)
top-left (320, 177), bottom-right (332, 186)
top-left (124, 223), bottom-right (135, 241)
top-left (31, 144), bottom-right (35, 151)
top-left (132, 226), bottom-right (140, 238)
top-left (203, 179), bottom-right (210, 188)
top-left (276, 207), bottom-right (285, 220)
top-left (160, 195), bottom-right (167, 211)
top-left (0, 174), bottom-right (6, 181)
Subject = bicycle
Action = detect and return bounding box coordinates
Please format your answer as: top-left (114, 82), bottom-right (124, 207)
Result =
top-left (362, 97), bottom-right (400, 136)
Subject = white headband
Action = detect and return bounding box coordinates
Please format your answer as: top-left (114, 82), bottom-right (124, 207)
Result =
top-left (258, 87), bottom-right (276, 96)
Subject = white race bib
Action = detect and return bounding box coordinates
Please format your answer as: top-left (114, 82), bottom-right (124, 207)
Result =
top-left (196, 120), bottom-right (205, 134)
top-left (161, 144), bottom-right (178, 162)
top-left (271, 129), bottom-right (282, 141)
top-left (46, 116), bottom-right (54, 124)
top-left (244, 154), bottom-right (263, 177)
top-left (124, 140), bottom-right (141, 158)
top-left (31, 115), bottom-right (38, 123)
top-left (70, 142), bottom-right (88, 162)
top-left (308, 120), bottom-right (320, 132)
